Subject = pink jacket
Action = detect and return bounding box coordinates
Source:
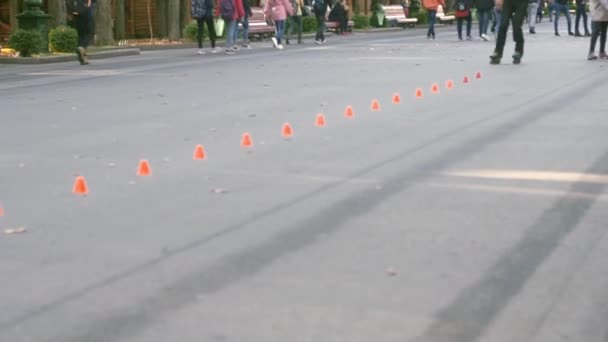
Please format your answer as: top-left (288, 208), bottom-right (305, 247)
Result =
top-left (264, 0), bottom-right (293, 21)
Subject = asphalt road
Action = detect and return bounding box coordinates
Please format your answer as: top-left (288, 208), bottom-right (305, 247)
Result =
top-left (1, 22), bottom-right (608, 342)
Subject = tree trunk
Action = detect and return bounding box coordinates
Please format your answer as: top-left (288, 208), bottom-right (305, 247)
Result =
top-left (115, 0), bottom-right (126, 39)
top-left (48, 0), bottom-right (67, 28)
top-left (156, 0), bottom-right (168, 37)
top-left (167, 0), bottom-right (181, 40)
top-left (181, 0), bottom-right (190, 28)
top-left (147, 0), bottom-right (154, 40)
top-left (94, 0), bottom-right (114, 45)
top-left (9, 0), bottom-right (19, 31)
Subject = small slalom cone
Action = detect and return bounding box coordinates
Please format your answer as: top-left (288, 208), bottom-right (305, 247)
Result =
top-left (371, 99), bottom-right (381, 111)
top-left (137, 159), bottom-right (152, 176)
top-left (72, 176), bottom-right (89, 195)
top-left (0, 205), bottom-right (4, 217)
top-left (431, 83), bottom-right (440, 94)
top-left (415, 88), bottom-right (424, 99)
top-left (241, 132), bottom-right (253, 148)
top-left (476, 71), bottom-right (482, 80)
top-left (315, 113), bottom-right (327, 127)
top-left (392, 93), bottom-right (401, 104)
top-left (344, 105), bottom-right (354, 118)
top-left (463, 75), bottom-right (470, 84)
top-left (282, 123), bottom-right (294, 139)
top-left (446, 80), bottom-right (454, 90)
top-left (193, 144), bottom-right (207, 160)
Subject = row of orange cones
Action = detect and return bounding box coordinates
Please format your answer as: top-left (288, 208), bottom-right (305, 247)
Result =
top-left (2, 72), bottom-right (483, 209)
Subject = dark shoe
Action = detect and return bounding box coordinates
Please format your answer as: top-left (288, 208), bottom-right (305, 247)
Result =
top-left (512, 51), bottom-right (523, 64)
top-left (585, 32), bottom-right (592, 37)
top-left (588, 52), bottom-right (598, 60)
top-left (569, 31), bottom-right (575, 36)
top-left (530, 28), bottom-right (536, 34)
top-left (490, 51), bottom-right (502, 64)
top-left (575, 32), bottom-right (582, 37)
top-left (600, 52), bottom-right (608, 59)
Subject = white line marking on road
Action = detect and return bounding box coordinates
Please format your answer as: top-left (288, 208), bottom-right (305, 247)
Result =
top-left (443, 169), bottom-right (608, 184)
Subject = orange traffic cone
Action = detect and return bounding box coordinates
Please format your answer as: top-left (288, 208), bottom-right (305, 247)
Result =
top-left (463, 75), bottom-right (470, 84)
top-left (415, 88), bottom-right (424, 99)
top-left (241, 132), bottom-right (253, 148)
top-left (282, 123), bottom-right (294, 139)
top-left (371, 99), bottom-right (381, 111)
top-left (446, 80), bottom-right (454, 90)
top-left (193, 144), bottom-right (207, 160)
top-left (476, 71), bottom-right (482, 80)
top-left (392, 93), bottom-right (401, 104)
top-left (72, 176), bottom-right (89, 195)
top-left (431, 83), bottom-right (440, 94)
top-left (344, 105), bottom-right (354, 118)
top-left (315, 113), bottom-right (326, 127)
top-left (137, 159), bottom-right (152, 176)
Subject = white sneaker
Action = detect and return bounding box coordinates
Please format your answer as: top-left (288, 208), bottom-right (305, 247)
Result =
top-left (481, 34), bottom-right (489, 41)
top-left (211, 48), bottom-right (219, 53)
top-left (277, 44), bottom-right (284, 50)
top-left (197, 49), bottom-right (206, 55)
top-left (315, 39), bottom-right (322, 45)
top-left (271, 37), bottom-right (278, 48)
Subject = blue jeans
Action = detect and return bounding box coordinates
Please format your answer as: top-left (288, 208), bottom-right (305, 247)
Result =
top-left (457, 13), bottom-right (472, 38)
top-left (226, 19), bottom-right (238, 48)
top-left (239, 16), bottom-right (250, 42)
top-left (494, 8), bottom-right (502, 32)
top-left (553, 3), bottom-right (572, 33)
top-left (478, 9), bottom-right (490, 36)
top-left (275, 19), bottom-right (286, 44)
top-left (427, 10), bottom-right (437, 37)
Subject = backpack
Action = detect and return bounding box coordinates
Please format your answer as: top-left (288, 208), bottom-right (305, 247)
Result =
top-left (455, 0), bottom-right (467, 11)
top-left (313, 0), bottom-right (324, 14)
top-left (220, 0), bottom-right (235, 19)
top-left (70, 0), bottom-right (88, 15)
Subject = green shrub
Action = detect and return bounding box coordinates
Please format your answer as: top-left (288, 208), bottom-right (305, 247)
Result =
top-left (49, 25), bottom-right (78, 52)
top-left (353, 14), bottom-right (370, 29)
top-left (409, 0), bottom-right (421, 14)
top-left (8, 29), bottom-right (42, 57)
top-left (183, 21), bottom-right (202, 42)
top-left (302, 16), bottom-right (317, 32)
top-left (370, 12), bottom-right (388, 27)
top-left (416, 10), bottom-right (428, 24)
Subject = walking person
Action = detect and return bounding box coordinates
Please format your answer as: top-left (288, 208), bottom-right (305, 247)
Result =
top-left (264, 0), bottom-right (294, 49)
top-left (575, 0), bottom-right (592, 35)
top-left (70, 0), bottom-right (92, 65)
top-left (490, 0), bottom-right (528, 64)
top-left (537, 0), bottom-right (545, 21)
top-left (286, 0), bottom-right (304, 44)
top-left (553, 0), bottom-right (574, 35)
top-left (192, 0), bottom-right (218, 54)
top-left (236, 0), bottom-right (253, 48)
top-left (422, 0), bottom-right (446, 39)
top-left (216, 0), bottom-right (245, 54)
top-left (528, 0), bottom-right (539, 33)
top-left (476, 0), bottom-right (495, 40)
top-left (587, 0), bottom-right (608, 59)
top-left (455, 0), bottom-right (473, 40)
top-left (313, 0), bottom-right (328, 44)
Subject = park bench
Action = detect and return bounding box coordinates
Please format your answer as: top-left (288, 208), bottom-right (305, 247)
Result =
top-left (380, 4), bottom-right (418, 28)
top-left (249, 7), bottom-right (276, 39)
top-left (437, 5), bottom-right (455, 24)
